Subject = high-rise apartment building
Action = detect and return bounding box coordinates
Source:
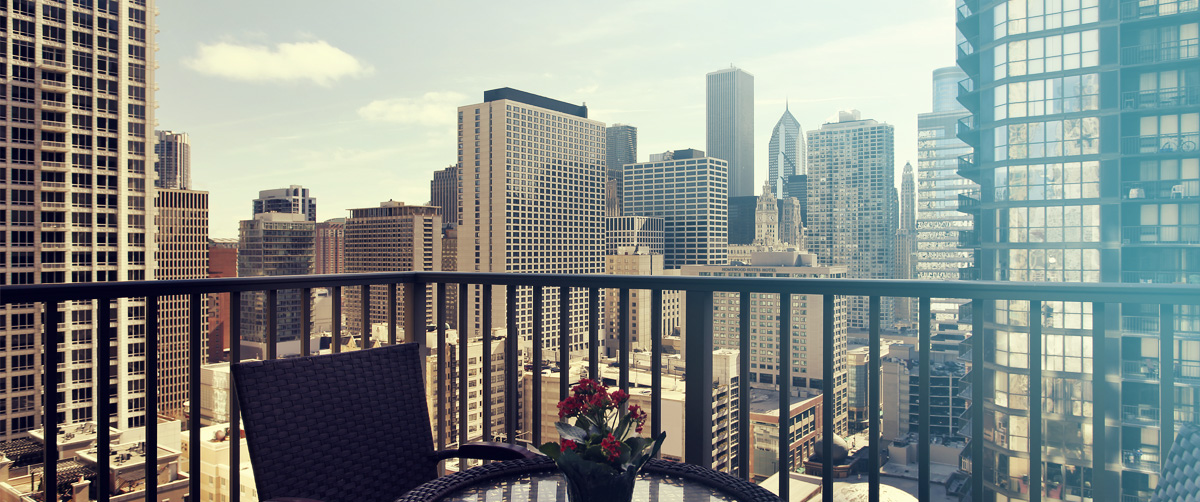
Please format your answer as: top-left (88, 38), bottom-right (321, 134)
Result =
top-left (768, 106), bottom-right (805, 198)
top-left (343, 201), bottom-right (441, 337)
top-left (605, 216), bottom-right (665, 256)
top-left (623, 149), bottom-right (729, 268)
top-left (430, 165), bottom-right (459, 227)
top-left (681, 251), bottom-right (850, 436)
top-left (238, 213), bottom-right (315, 352)
top-left (0, 0), bottom-right (158, 437)
top-left (154, 189), bottom-right (209, 418)
top-left (807, 110), bottom-right (898, 329)
top-left (894, 163), bottom-right (917, 328)
top-left (605, 124), bottom-right (637, 217)
top-left (207, 238), bottom-right (238, 363)
top-left (154, 130), bottom-right (190, 189)
top-left (252, 185), bottom-right (316, 221)
top-left (457, 88), bottom-right (605, 361)
top-left (707, 67), bottom-right (755, 198)
top-left (313, 218), bottom-right (345, 275)
top-left (916, 67), bottom-right (976, 341)
top-left (956, 3), bottom-right (1200, 500)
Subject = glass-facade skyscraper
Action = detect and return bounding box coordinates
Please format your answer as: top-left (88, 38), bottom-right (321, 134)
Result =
top-left (768, 106), bottom-right (804, 198)
top-left (605, 124), bottom-right (637, 217)
top-left (706, 67), bottom-right (755, 198)
top-left (957, 0), bottom-right (1200, 500)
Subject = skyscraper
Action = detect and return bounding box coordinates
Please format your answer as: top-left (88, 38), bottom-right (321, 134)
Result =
top-left (252, 185), bottom-right (317, 221)
top-left (238, 213), bottom-right (315, 355)
top-left (957, 3), bottom-right (1200, 499)
top-left (0, 0), bottom-right (157, 436)
top-left (894, 162), bottom-right (917, 327)
top-left (754, 182), bottom-right (779, 246)
top-left (605, 216), bottom-right (665, 256)
top-left (623, 149), bottom-right (729, 268)
top-left (916, 67), bottom-right (976, 340)
top-left (154, 130), bottom-right (191, 189)
top-left (430, 165), bottom-right (459, 227)
top-left (706, 67), bottom-right (755, 198)
top-left (154, 189), bottom-right (209, 418)
top-left (807, 110), bottom-right (897, 329)
top-left (768, 106), bottom-right (805, 198)
top-left (314, 218), bottom-right (345, 275)
top-left (344, 201), bottom-right (442, 337)
top-left (605, 124), bottom-right (637, 217)
top-left (457, 88), bottom-right (605, 360)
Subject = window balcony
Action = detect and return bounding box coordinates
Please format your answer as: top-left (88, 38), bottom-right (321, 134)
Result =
top-left (1122, 224), bottom-right (1200, 245)
top-left (1, 273), bottom-right (1197, 502)
top-left (1121, 359), bottom-right (1160, 380)
top-left (1121, 86), bottom-right (1200, 110)
top-left (1120, 0), bottom-right (1199, 20)
top-left (1121, 131), bottom-right (1200, 156)
top-left (1121, 39), bottom-right (1200, 65)
top-left (1122, 178), bottom-right (1200, 200)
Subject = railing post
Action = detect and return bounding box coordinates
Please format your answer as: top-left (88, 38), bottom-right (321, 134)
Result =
top-left (402, 282), bottom-right (417, 346)
top-left (42, 300), bottom-right (60, 502)
top-left (822, 295), bottom-right (835, 502)
top-left (1161, 305), bottom-right (1175, 456)
top-left (360, 284), bottom-right (371, 349)
top-left (146, 296), bottom-right (159, 500)
top-left (96, 297), bottom-right (113, 500)
top-left (651, 288), bottom-right (664, 459)
top-left (1091, 302), bottom-right (1110, 501)
top-left (778, 292), bottom-right (791, 502)
top-left (1029, 300), bottom-right (1042, 502)
top-left (532, 286), bottom-right (543, 447)
top-left (972, 300), bottom-right (985, 502)
top-left (266, 289), bottom-right (277, 360)
top-left (301, 287), bottom-right (312, 356)
top-left (559, 286), bottom-right (570, 401)
top-left (189, 293), bottom-right (203, 502)
top-left (459, 282), bottom-right (469, 453)
top-left (387, 283), bottom-right (397, 346)
top-left (684, 289), bottom-right (714, 468)
top-left (505, 285), bottom-right (518, 445)
top-left (737, 291), bottom-right (751, 478)
top-left (919, 297), bottom-right (931, 501)
top-left (230, 292), bottom-right (242, 502)
top-left (869, 296), bottom-right (881, 502)
top-left (619, 287), bottom-right (630, 393)
top-left (588, 287), bottom-right (599, 381)
top-left (331, 286), bottom-right (342, 353)
top-left (482, 284), bottom-right (493, 441)
top-left (437, 283), bottom-right (447, 452)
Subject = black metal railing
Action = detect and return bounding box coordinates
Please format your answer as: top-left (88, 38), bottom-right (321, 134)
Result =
top-left (3, 273), bottom-right (1200, 502)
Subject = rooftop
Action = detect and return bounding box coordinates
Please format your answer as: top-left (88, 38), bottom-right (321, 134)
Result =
top-left (483, 87), bottom-right (588, 118)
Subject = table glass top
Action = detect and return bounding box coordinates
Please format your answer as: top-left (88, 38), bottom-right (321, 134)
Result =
top-left (440, 470), bottom-right (739, 502)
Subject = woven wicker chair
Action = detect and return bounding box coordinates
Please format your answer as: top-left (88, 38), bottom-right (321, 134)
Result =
top-left (231, 343), bottom-right (537, 502)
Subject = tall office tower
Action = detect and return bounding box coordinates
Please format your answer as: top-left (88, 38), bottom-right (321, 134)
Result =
top-left (727, 196), bottom-right (758, 245)
top-left (706, 67), bottom-right (755, 197)
top-left (623, 149), bottom-right (729, 268)
top-left (894, 163), bottom-right (918, 328)
top-left (603, 250), bottom-right (682, 357)
top-left (768, 106), bottom-right (805, 198)
top-left (605, 124), bottom-right (637, 217)
top-left (784, 174), bottom-right (809, 227)
top-left (207, 238), bottom-right (238, 363)
top-left (153, 130), bottom-right (190, 189)
top-left (252, 185), bottom-right (317, 221)
top-left (441, 226), bottom-right (458, 330)
top-left (457, 88), bottom-right (605, 361)
top-left (807, 110), bottom-right (897, 329)
top-left (916, 67), bottom-right (976, 342)
top-left (430, 165), bottom-right (459, 227)
top-left (754, 181), bottom-right (779, 246)
top-left (778, 197), bottom-right (804, 248)
top-left (238, 213), bottom-right (315, 352)
top-left (681, 251), bottom-right (851, 436)
top-left (0, 0), bottom-right (157, 437)
top-left (605, 216), bottom-right (665, 256)
top-left (343, 201), bottom-right (442, 337)
top-left (154, 189), bottom-right (209, 418)
top-left (313, 218), bottom-right (345, 275)
top-left (957, 4), bottom-right (1200, 500)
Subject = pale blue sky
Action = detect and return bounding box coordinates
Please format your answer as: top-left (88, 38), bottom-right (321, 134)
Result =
top-left (155, 0), bottom-right (959, 237)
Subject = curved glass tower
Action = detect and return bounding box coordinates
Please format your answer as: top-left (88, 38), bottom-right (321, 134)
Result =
top-left (957, 0), bottom-right (1200, 500)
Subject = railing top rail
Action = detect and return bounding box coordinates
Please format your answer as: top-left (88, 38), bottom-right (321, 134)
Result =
top-left (4, 271), bottom-right (1200, 305)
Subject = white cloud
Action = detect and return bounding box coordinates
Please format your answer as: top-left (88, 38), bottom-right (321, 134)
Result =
top-left (357, 92), bottom-right (468, 126)
top-left (185, 40), bottom-right (372, 86)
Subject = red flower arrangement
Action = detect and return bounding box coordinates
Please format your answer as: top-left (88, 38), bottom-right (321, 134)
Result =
top-left (539, 379), bottom-right (666, 502)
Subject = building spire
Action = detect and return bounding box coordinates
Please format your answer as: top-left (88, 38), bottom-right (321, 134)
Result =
top-left (785, 96), bottom-right (789, 111)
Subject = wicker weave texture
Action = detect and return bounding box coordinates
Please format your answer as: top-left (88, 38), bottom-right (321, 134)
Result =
top-left (232, 343), bottom-right (438, 502)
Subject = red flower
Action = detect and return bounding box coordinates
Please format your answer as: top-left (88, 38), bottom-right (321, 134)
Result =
top-left (561, 439), bottom-right (579, 451)
top-left (600, 433), bottom-right (621, 461)
top-left (609, 389), bottom-right (629, 404)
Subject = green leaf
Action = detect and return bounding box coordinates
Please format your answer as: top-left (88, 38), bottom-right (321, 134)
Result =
top-left (539, 442), bottom-right (562, 461)
top-left (556, 422), bottom-right (588, 442)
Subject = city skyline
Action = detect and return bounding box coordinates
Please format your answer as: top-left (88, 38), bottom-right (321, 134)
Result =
top-left (154, 0), bottom-right (960, 237)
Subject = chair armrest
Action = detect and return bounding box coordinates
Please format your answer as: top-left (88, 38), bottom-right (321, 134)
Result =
top-left (432, 441), bottom-right (541, 461)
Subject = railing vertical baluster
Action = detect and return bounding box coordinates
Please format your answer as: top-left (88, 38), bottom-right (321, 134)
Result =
top-left (869, 296), bottom-right (881, 502)
top-left (1091, 302), bottom-right (1108, 501)
top-left (505, 285), bottom-right (518, 444)
top-left (971, 300), bottom-right (985, 502)
top-left (459, 282), bottom-right (469, 454)
top-left (684, 290), bottom-right (714, 468)
top-left (738, 291), bottom-right (750, 478)
top-left (387, 283), bottom-right (397, 346)
top-left (189, 293), bottom-right (203, 502)
top-left (414, 277), bottom-right (427, 350)
top-left (145, 296), bottom-right (159, 500)
top-left (533, 286), bottom-right (544, 447)
top-left (919, 297), bottom-right (931, 502)
top-left (437, 283), bottom-right (447, 452)
top-left (96, 297), bottom-right (113, 502)
top-left (482, 284), bottom-right (493, 442)
top-left (1160, 304), bottom-right (1175, 454)
top-left (230, 292), bottom-right (242, 502)
top-left (619, 287), bottom-right (630, 392)
top-left (588, 287), bottom-right (599, 381)
top-left (1029, 300), bottom-right (1042, 502)
top-left (651, 289), bottom-right (664, 458)
top-left (301, 287), bottom-right (312, 356)
top-left (821, 295), bottom-right (834, 502)
top-left (331, 286), bottom-right (342, 353)
top-left (361, 284), bottom-right (371, 350)
top-left (559, 286), bottom-right (570, 400)
top-left (402, 282), bottom-right (417, 345)
top-left (266, 289), bottom-right (277, 360)
top-left (43, 300), bottom-right (60, 502)
top-left (778, 292), bottom-right (792, 502)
